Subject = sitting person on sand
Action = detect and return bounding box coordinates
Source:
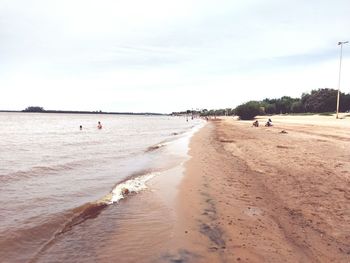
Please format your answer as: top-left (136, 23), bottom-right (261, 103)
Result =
top-left (252, 120), bottom-right (259, 127)
top-left (265, 119), bottom-right (272, 127)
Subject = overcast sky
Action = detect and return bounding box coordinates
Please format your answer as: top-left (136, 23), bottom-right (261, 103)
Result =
top-left (1, 0), bottom-right (349, 113)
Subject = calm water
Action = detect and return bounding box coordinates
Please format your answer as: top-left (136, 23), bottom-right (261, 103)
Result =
top-left (0, 112), bottom-right (202, 262)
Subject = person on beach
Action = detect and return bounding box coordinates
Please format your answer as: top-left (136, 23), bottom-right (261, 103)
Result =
top-left (252, 120), bottom-right (259, 127)
top-left (265, 119), bottom-right (272, 127)
top-left (97, 121), bottom-right (102, 129)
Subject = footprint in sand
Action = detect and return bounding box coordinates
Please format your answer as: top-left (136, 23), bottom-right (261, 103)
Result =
top-left (244, 207), bottom-right (263, 217)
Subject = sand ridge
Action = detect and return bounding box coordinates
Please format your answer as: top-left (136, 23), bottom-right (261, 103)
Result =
top-left (178, 116), bottom-right (350, 262)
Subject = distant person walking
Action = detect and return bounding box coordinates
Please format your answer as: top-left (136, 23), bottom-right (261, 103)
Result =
top-left (79, 125), bottom-right (83, 130)
top-left (97, 121), bottom-right (102, 129)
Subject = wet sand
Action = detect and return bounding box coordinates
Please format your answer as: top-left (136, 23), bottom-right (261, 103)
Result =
top-left (177, 115), bottom-right (350, 262)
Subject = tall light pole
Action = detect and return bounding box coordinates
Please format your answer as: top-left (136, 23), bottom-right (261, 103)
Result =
top-left (336, 41), bottom-right (348, 119)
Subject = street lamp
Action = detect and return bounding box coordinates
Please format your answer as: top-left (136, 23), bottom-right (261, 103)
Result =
top-left (336, 41), bottom-right (348, 119)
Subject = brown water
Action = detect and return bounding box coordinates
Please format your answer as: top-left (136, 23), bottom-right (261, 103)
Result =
top-left (0, 112), bottom-right (202, 262)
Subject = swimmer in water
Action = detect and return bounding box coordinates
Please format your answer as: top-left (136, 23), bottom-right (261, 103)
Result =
top-left (97, 121), bottom-right (102, 129)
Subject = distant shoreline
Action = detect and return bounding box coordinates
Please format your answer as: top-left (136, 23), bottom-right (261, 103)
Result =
top-left (0, 110), bottom-right (167, 116)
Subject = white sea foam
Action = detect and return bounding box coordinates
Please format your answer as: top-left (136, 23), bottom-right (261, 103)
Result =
top-left (107, 173), bottom-right (159, 204)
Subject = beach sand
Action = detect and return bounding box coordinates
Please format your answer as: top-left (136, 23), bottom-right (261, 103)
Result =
top-left (177, 115), bottom-right (350, 262)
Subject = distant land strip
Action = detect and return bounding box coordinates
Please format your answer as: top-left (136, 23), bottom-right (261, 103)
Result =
top-left (0, 110), bottom-right (166, 116)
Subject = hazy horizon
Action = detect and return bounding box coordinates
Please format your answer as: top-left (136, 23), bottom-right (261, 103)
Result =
top-left (1, 0), bottom-right (349, 113)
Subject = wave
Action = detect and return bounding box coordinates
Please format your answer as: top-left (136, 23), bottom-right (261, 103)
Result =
top-left (60, 170), bottom-right (159, 234)
top-left (170, 130), bottom-right (187, 136)
top-left (27, 170), bottom-right (159, 262)
top-left (145, 129), bottom-right (192, 152)
top-left (0, 161), bottom-right (90, 183)
top-left (100, 171), bottom-right (158, 204)
top-left (145, 142), bottom-right (169, 152)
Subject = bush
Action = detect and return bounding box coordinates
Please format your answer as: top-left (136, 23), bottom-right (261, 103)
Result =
top-left (235, 101), bottom-right (261, 120)
top-left (23, 106), bottom-right (45, 112)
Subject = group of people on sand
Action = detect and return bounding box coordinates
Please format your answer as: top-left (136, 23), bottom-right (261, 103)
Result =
top-left (252, 118), bottom-right (273, 127)
top-left (79, 121), bottom-right (103, 130)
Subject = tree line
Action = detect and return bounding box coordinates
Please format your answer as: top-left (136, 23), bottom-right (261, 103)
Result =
top-left (173, 88), bottom-right (350, 120)
top-left (21, 106), bottom-right (164, 115)
top-left (234, 88), bottom-right (350, 119)
top-left (23, 106), bottom-right (45, 112)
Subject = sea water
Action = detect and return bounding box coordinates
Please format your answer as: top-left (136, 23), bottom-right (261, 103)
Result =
top-left (0, 112), bottom-right (202, 262)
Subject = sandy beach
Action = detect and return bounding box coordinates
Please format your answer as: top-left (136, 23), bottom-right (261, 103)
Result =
top-left (177, 115), bottom-right (350, 262)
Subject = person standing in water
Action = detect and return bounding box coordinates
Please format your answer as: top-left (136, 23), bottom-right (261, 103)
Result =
top-left (97, 121), bottom-right (102, 129)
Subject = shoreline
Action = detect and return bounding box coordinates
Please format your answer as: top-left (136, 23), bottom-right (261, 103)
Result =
top-left (2, 113), bottom-right (349, 262)
top-left (176, 115), bottom-right (350, 262)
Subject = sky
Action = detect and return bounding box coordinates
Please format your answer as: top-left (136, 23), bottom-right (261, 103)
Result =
top-left (1, 0), bottom-right (350, 113)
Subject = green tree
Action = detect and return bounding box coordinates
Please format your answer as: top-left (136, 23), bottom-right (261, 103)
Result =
top-left (340, 93), bottom-right (350, 112)
top-left (235, 101), bottom-right (261, 120)
top-left (291, 101), bottom-right (304, 113)
top-left (301, 89), bottom-right (338, 112)
top-left (275, 96), bottom-right (300, 114)
top-left (265, 103), bottom-right (277, 114)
